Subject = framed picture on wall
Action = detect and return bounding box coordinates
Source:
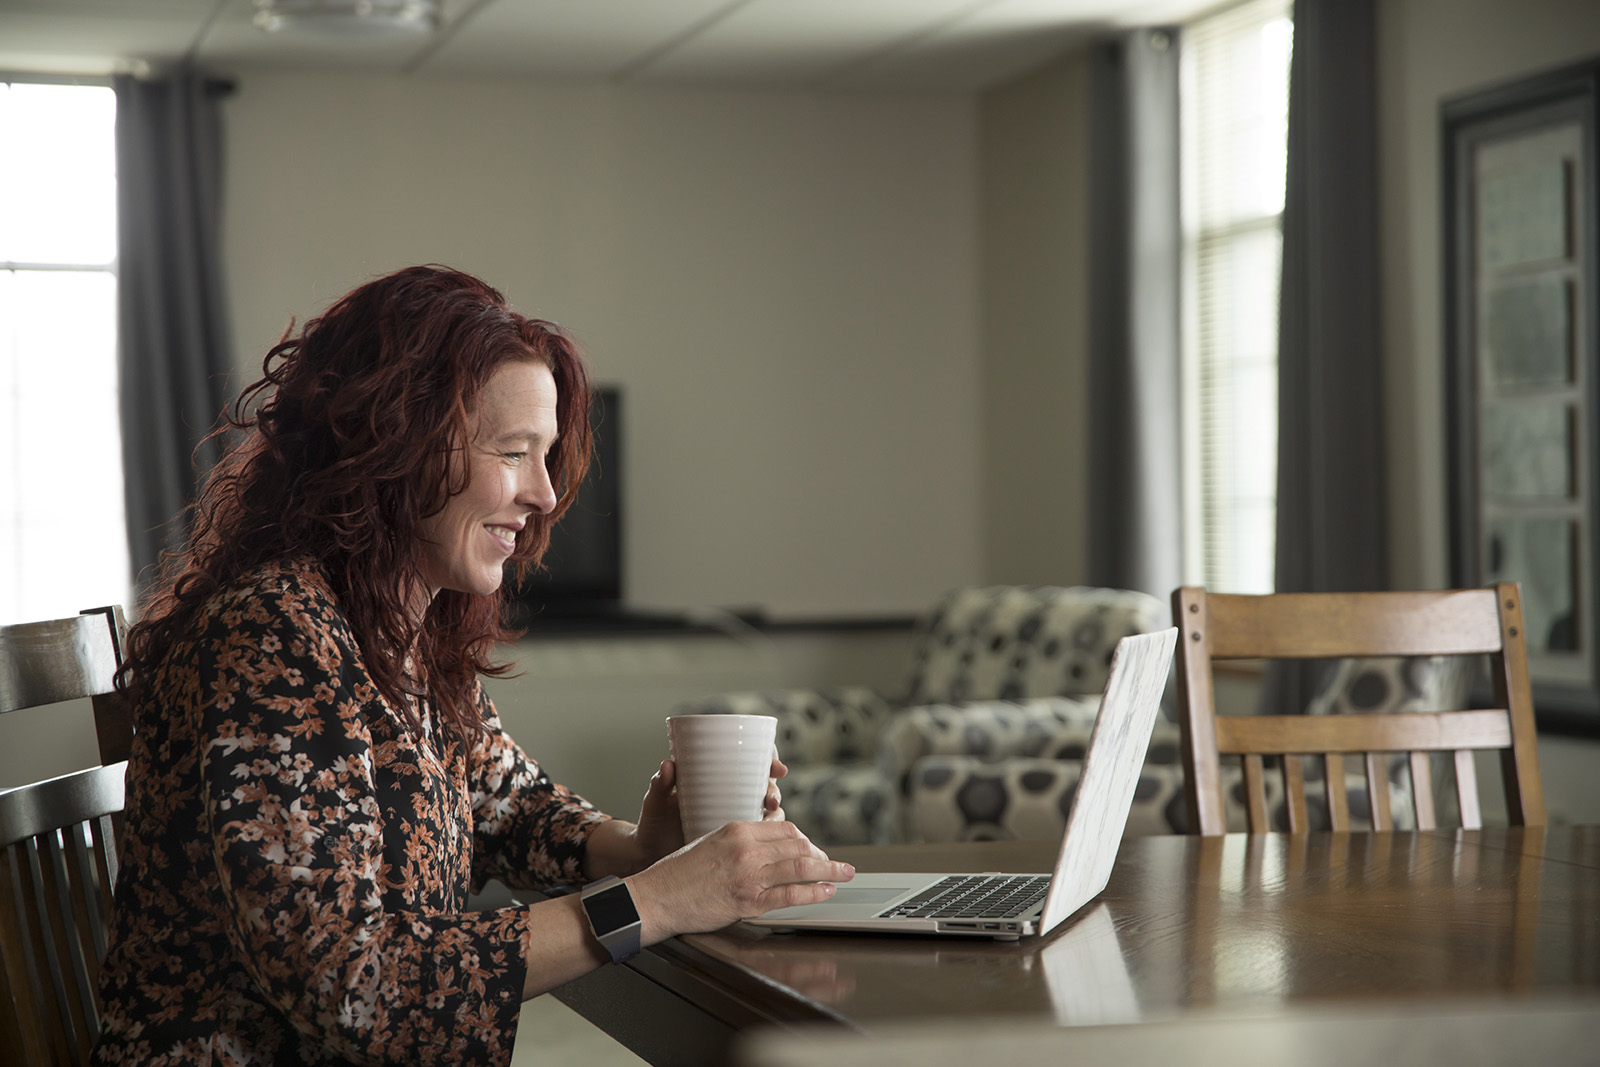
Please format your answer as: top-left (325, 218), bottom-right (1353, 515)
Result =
top-left (1444, 57), bottom-right (1600, 733)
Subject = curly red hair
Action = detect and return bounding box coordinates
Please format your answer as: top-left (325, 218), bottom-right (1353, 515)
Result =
top-left (122, 265), bottom-right (592, 737)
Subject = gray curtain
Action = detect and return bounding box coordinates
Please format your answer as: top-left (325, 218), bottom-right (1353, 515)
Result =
top-left (1263, 0), bottom-right (1386, 713)
top-left (114, 72), bottom-right (235, 591)
top-left (1087, 28), bottom-right (1183, 616)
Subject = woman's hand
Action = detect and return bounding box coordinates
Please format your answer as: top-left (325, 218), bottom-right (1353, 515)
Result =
top-left (762, 753), bottom-right (786, 822)
top-left (625, 820), bottom-right (854, 943)
top-left (630, 759), bottom-right (686, 864)
top-left (587, 754), bottom-right (794, 878)
top-left (634, 754), bottom-right (790, 861)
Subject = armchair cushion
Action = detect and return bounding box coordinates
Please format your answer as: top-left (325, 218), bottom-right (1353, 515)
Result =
top-left (876, 696), bottom-right (1104, 796)
top-left (908, 755), bottom-right (1186, 842)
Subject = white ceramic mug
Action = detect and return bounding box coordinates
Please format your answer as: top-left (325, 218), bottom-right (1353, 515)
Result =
top-left (666, 713), bottom-right (778, 841)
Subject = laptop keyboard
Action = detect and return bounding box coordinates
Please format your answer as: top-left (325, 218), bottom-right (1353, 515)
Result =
top-left (878, 874), bottom-right (1051, 920)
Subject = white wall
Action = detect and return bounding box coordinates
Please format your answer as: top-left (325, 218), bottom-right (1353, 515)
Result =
top-left (221, 71), bottom-right (983, 620)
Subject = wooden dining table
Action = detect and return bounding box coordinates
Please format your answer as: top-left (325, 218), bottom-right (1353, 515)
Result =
top-left (547, 826), bottom-right (1600, 1066)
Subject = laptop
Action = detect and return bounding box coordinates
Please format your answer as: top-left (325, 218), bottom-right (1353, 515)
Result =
top-left (747, 626), bottom-right (1178, 942)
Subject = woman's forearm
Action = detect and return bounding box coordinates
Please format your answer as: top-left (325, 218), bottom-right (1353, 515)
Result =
top-left (519, 894), bottom-right (613, 999)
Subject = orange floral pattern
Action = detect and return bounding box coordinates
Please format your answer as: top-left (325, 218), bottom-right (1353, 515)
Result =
top-left (93, 558), bottom-right (609, 1066)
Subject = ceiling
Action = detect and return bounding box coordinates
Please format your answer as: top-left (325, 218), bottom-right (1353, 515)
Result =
top-left (0, 0), bottom-right (1218, 93)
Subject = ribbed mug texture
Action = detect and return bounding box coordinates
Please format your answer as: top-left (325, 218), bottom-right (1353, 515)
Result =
top-left (666, 714), bottom-right (778, 841)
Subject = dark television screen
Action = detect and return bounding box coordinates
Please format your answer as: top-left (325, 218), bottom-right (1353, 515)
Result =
top-left (506, 385), bottom-right (621, 615)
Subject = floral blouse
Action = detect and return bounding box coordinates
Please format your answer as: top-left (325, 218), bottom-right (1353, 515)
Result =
top-left (92, 558), bottom-right (610, 1067)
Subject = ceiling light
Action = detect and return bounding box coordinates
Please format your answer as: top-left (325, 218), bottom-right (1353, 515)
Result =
top-left (253, 0), bottom-right (441, 36)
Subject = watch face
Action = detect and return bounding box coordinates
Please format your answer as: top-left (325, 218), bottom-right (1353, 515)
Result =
top-left (586, 883), bottom-right (639, 931)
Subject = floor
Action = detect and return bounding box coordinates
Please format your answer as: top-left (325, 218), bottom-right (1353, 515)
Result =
top-left (511, 994), bottom-right (647, 1066)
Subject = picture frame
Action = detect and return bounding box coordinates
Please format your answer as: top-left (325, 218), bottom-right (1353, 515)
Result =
top-left (1444, 57), bottom-right (1600, 734)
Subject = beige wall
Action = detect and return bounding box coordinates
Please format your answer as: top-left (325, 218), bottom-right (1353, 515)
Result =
top-left (978, 50), bottom-right (1094, 587)
top-left (221, 71), bottom-right (983, 620)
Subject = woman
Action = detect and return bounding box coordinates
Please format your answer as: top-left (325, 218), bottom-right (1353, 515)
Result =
top-left (92, 265), bottom-right (852, 1066)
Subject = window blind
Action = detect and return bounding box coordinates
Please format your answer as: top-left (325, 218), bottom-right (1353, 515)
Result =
top-left (1180, 0), bottom-right (1293, 594)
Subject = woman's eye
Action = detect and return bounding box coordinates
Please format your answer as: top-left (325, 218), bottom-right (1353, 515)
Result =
top-left (504, 451), bottom-right (527, 464)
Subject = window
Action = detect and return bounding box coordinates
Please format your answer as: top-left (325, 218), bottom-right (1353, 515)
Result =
top-left (0, 80), bottom-right (126, 623)
top-left (1180, 0), bottom-right (1293, 594)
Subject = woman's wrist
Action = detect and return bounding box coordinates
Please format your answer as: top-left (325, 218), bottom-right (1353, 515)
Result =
top-left (583, 818), bottom-right (653, 880)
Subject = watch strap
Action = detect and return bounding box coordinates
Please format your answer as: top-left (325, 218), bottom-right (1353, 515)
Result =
top-left (580, 875), bottom-right (642, 964)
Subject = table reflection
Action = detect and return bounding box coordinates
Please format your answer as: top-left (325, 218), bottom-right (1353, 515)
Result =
top-left (1039, 904), bottom-right (1139, 1025)
top-left (674, 829), bottom-right (1600, 1034)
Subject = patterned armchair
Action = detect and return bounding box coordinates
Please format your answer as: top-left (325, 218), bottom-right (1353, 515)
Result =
top-left (671, 586), bottom-right (1168, 845)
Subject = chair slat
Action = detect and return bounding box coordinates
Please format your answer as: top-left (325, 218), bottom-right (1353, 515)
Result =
top-left (1456, 749), bottom-right (1483, 830)
top-left (70, 827), bottom-right (110, 967)
top-left (1213, 710), bottom-right (1513, 756)
top-left (1324, 754), bottom-right (1348, 832)
top-left (24, 839), bottom-right (78, 1066)
top-left (64, 825), bottom-right (107, 1021)
top-left (93, 814), bottom-right (117, 904)
top-left (1200, 589), bottom-right (1505, 659)
top-left (1243, 755), bottom-right (1269, 831)
top-left (43, 833), bottom-right (95, 1063)
top-left (1366, 753), bottom-right (1392, 831)
top-left (1282, 756), bottom-right (1307, 833)
top-left (0, 763), bottom-right (127, 846)
top-left (1410, 752), bottom-right (1438, 831)
top-left (1, 848), bottom-right (54, 1064)
top-left (0, 614), bottom-right (122, 716)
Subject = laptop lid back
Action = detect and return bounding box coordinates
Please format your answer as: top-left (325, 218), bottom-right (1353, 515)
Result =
top-left (1037, 626), bottom-right (1177, 937)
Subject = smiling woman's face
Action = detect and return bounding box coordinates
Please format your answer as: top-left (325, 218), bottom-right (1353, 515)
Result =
top-left (417, 359), bottom-right (559, 600)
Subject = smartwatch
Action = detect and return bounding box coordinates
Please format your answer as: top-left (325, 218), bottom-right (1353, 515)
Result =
top-left (579, 876), bottom-right (642, 964)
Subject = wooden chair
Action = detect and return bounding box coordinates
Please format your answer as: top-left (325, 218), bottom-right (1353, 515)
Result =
top-left (0, 606), bottom-right (131, 1067)
top-left (1172, 585), bottom-right (1545, 835)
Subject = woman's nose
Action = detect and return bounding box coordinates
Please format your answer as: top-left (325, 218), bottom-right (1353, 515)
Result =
top-left (521, 461), bottom-right (558, 515)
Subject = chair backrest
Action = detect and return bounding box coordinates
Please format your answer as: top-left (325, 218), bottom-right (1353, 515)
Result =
top-left (903, 586), bottom-right (1165, 705)
top-left (1172, 585), bottom-right (1545, 835)
top-left (0, 605), bottom-right (131, 1067)
top-left (0, 606), bottom-right (132, 766)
